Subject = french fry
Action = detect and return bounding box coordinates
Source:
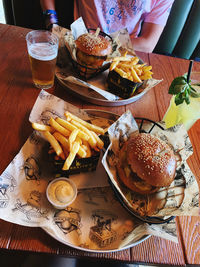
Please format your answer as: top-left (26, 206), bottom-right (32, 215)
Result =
top-left (32, 110), bottom-right (105, 172)
top-left (110, 60), bottom-right (119, 71)
top-left (82, 141), bottom-right (92, 157)
top-left (111, 56), bottom-right (132, 62)
top-left (53, 132), bottom-right (69, 150)
top-left (32, 122), bottom-right (53, 132)
top-left (48, 147), bottom-right (55, 154)
top-left (69, 128), bottom-right (79, 150)
top-left (54, 155), bottom-right (60, 161)
top-left (55, 117), bottom-right (89, 141)
top-left (134, 67), bottom-right (142, 76)
top-left (59, 152), bottom-right (66, 160)
top-left (62, 141), bottom-right (80, 170)
top-left (65, 111), bottom-right (104, 135)
top-left (127, 75), bottom-right (133, 81)
top-left (55, 152), bottom-right (69, 161)
top-left (53, 131), bottom-right (86, 158)
top-left (77, 145), bottom-right (87, 158)
top-left (75, 136), bottom-right (82, 145)
top-left (114, 67), bottom-right (128, 79)
top-left (70, 119), bottom-right (97, 148)
top-left (110, 55), bottom-right (152, 83)
top-left (49, 117), bottom-right (70, 137)
top-left (118, 63), bottom-right (133, 69)
top-left (43, 131), bottom-right (63, 156)
top-left (62, 147), bottom-right (69, 158)
top-left (55, 117), bottom-right (76, 131)
top-left (54, 152), bottom-right (67, 161)
top-left (130, 67), bottom-right (142, 83)
top-left (90, 131), bottom-right (104, 149)
top-left (136, 63), bottom-right (146, 68)
top-left (143, 65), bottom-right (152, 71)
top-left (130, 57), bottom-right (140, 65)
top-left (140, 74), bottom-right (152, 80)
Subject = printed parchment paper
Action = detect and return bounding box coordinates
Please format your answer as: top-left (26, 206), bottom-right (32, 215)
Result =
top-left (102, 110), bottom-right (199, 218)
top-left (0, 91), bottom-right (179, 251)
top-left (52, 18), bottom-right (162, 104)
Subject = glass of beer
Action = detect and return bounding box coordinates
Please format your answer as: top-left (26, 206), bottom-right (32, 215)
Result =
top-left (26, 30), bottom-right (59, 89)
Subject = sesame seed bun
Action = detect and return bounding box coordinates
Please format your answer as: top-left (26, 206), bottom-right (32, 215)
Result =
top-left (117, 132), bottom-right (176, 194)
top-left (116, 142), bottom-right (158, 194)
top-left (75, 33), bottom-right (112, 57)
top-left (75, 32), bottom-right (112, 68)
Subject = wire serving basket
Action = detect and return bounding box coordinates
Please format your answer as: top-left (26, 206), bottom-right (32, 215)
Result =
top-left (109, 117), bottom-right (175, 224)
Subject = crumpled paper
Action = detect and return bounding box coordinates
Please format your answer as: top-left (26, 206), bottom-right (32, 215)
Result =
top-left (0, 91), bottom-right (179, 252)
top-left (102, 110), bottom-right (199, 218)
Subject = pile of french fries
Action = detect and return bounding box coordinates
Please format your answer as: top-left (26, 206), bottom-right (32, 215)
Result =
top-left (110, 54), bottom-right (153, 83)
top-left (32, 112), bottom-right (105, 171)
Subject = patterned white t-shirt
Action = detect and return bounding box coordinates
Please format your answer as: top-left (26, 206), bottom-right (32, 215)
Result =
top-left (74, 0), bottom-right (174, 39)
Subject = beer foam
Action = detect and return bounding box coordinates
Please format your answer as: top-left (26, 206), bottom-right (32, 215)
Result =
top-left (28, 43), bottom-right (58, 61)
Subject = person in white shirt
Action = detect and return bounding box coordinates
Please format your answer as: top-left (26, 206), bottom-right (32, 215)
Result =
top-left (40, 0), bottom-right (174, 53)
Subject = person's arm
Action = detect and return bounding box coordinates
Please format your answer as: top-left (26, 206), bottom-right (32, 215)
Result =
top-left (132, 0), bottom-right (174, 53)
top-left (40, 0), bottom-right (58, 29)
top-left (131, 22), bottom-right (164, 53)
top-left (40, 0), bottom-right (56, 11)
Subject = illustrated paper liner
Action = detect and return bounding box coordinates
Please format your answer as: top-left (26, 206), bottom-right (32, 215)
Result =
top-left (0, 91), bottom-right (179, 251)
top-left (102, 111), bottom-right (199, 218)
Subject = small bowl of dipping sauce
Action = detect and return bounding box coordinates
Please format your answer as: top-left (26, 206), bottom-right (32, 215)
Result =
top-left (46, 177), bottom-right (77, 209)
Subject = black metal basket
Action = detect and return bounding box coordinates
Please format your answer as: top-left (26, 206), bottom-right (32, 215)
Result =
top-left (51, 152), bottom-right (100, 177)
top-left (69, 29), bottom-right (113, 80)
top-left (110, 117), bottom-right (175, 224)
top-left (107, 70), bottom-right (143, 99)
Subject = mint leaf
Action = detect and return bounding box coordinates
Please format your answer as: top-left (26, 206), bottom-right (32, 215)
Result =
top-left (175, 93), bottom-right (184, 105)
top-left (185, 89), bottom-right (190, 104)
top-left (169, 76), bottom-right (187, 94)
top-left (169, 74), bottom-right (199, 105)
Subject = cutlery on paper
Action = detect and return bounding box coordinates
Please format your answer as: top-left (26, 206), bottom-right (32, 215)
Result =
top-left (64, 76), bottom-right (120, 101)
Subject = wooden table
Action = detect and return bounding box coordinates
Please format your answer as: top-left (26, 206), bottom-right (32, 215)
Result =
top-left (0, 23), bottom-right (200, 266)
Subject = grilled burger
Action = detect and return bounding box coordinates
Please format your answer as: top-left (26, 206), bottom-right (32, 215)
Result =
top-left (117, 132), bottom-right (176, 194)
top-left (75, 32), bottom-right (112, 68)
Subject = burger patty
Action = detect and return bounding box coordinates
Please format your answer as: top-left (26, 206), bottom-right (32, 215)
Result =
top-left (76, 49), bottom-right (106, 68)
